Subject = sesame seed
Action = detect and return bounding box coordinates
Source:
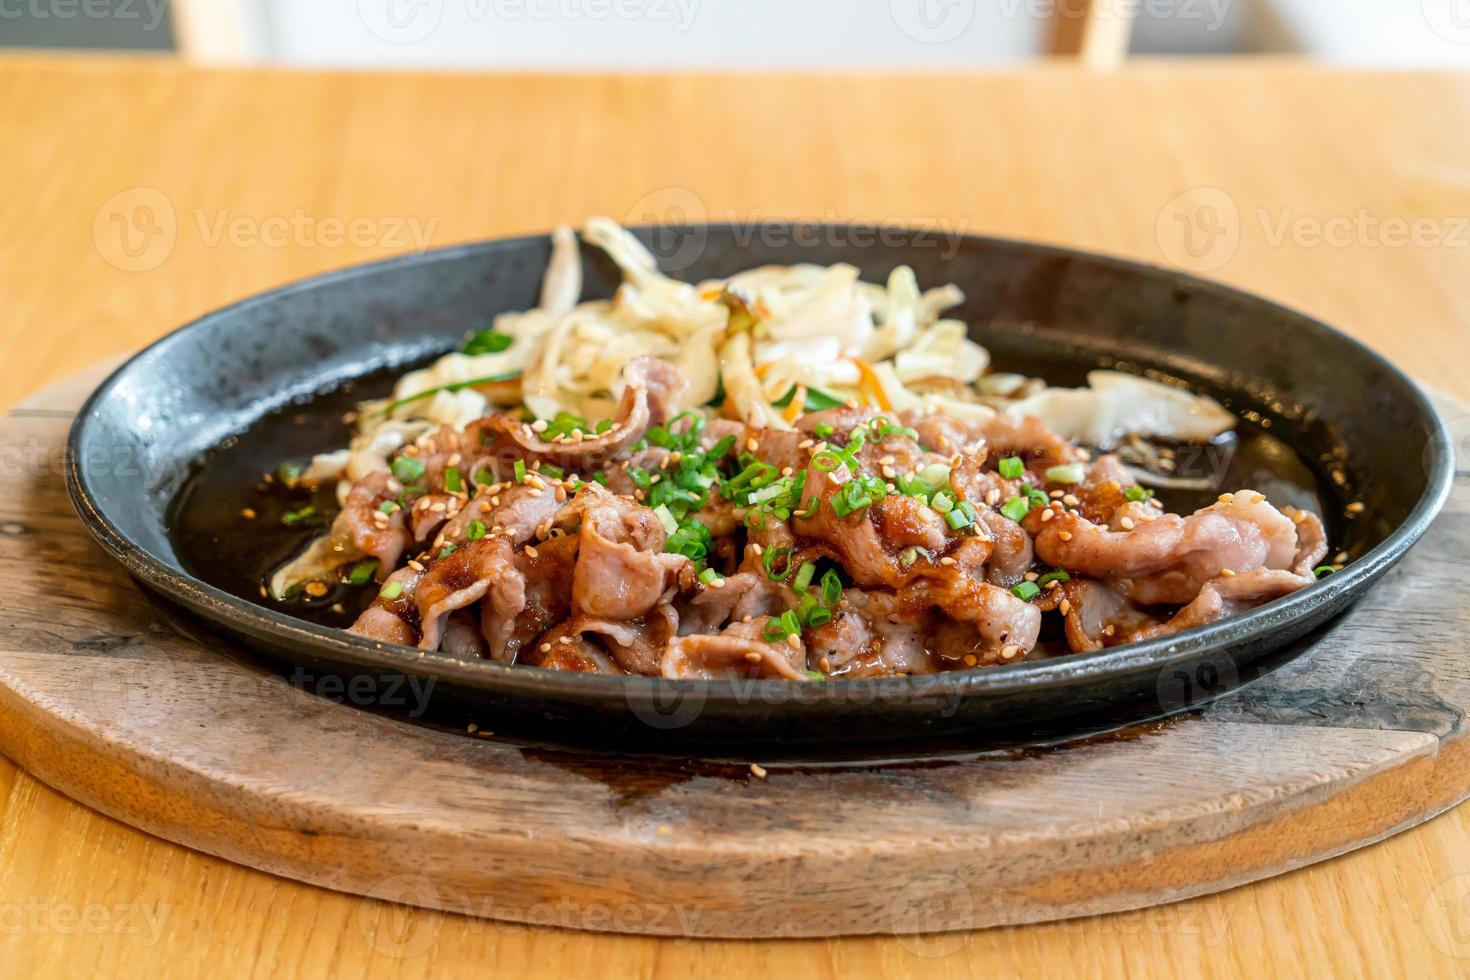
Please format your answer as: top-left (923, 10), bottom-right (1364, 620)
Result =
top-left (1025, 571), bottom-right (1039, 582)
top-left (241, 507), bottom-right (257, 520)
top-left (1049, 489), bottom-right (1064, 499)
top-left (882, 465), bottom-right (897, 479)
top-left (1059, 599), bottom-right (1072, 616)
top-left (560, 635), bottom-right (574, 645)
top-left (786, 634), bottom-right (801, 650)
top-left (431, 501), bottom-right (447, 513)
top-left (1221, 568), bottom-right (1236, 577)
top-left (447, 452), bottom-right (462, 467)
top-left (1218, 492), bottom-right (1235, 503)
top-left (1058, 530), bottom-right (1073, 541)
top-left (1120, 517), bottom-right (1135, 530)
top-left (939, 556), bottom-right (957, 567)
top-left (531, 419), bottom-right (549, 432)
top-left (746, 438), bottom-right (760, 452)
top-left (305, 582), bottom-right (328, 598)
top-left (1041, 508), bottom-right (1055, 522)
top-left (1063, 494), bottom-right (1080, 507)
top-left (1346, 501), bottom-right (1365, 515)
top-left (524, 545), bottom-right (539, 558)
top-left (751, 543), bottom-right (764, 556)
top-left (408, 560), bottom-right (425, 572)
top-left (1000, 644), bottom-right (1020, 660)
top-left (709, 578), bottom-right (725, 589)
top-left (963, 654), bottom-right (978, 667)
top-left (879, 455), bottom-right (895, 466)
top-left (539, 642), bottom-right (552, 652)
top-left (798, 439), bottom-right (814, 450)
top-left (1104, 625), bottom-right (1116, 637)
top-left (749, 763), bottom-right (767, 779)
top-left (745, 652), bottom-right (763, 663)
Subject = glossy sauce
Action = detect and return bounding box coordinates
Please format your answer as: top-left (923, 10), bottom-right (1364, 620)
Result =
top-left (170, 360), bottom-right (1331, 642)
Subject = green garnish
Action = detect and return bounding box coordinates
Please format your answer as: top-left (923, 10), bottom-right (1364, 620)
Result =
top-left (1036, 569), bottom-right (1071, 587)
top-left (391, 456), bottom-right (425, 483)
top-left (384, 372), bottom-right (522, 414)
top-left (1314, 565), bottom-right (1338, 578)
top-left (771, 384), bottom-right (846, 412)
top-left (462, 329), bottom-right (513, 356)
top-left (539, 464), bottom-right (564, 481)
top-left (1045, 463), bottom-right (1086, 485)
top-left (698, 567), bottom-right (720, 585)
top-left (277, 460), bottom-right (305, 485)
top-left (473, 467), bottom-right (495, 487)
top-left (813, 422), bottom-right (835, 439)
top-left (930, 491), bottom-right (954, 514)
top-left (438, 544), bottom-right (457, 559)
top-left (466, 520), bottom-right (487, 541)
top-left (762, 618), bottom-right (788, 643)
top-left (653, 504), bottom-right (680, 536)
top-left (820, 569), bottom-right (843, 606)
top-left (944, 507), bottom-right (973, 531)
top-left (998, 456), bottom-right (1025, 479)
top-left (379, 581), bottom-right (404, 600)
top-left (345, 559), bottom-right (377, 586)
top-left (1011, 581), bottom-right (1041, 601)
top-left (802, 669), bottom-right (826, 680)
top-left (1000, 497), bottom-right (1031, 523)
top-left (378, 500), bottom-right (400, 515)
top-left (779, 610), bottom-right (801, 636)
top-left (443, 466), bottom-right (463, 493)
top-left (763, 546), bottom-right (794, 582)
top-left (282, 505), bottom-right (321, 526)
top-left (513, 459), bottom-right (527, 484)
top-left (792, 561), bottom-right (817, 594)
top-left (1125, 485), bottom-right (1155, 503)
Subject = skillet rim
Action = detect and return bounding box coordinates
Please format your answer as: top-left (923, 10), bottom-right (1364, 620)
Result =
top-left (64, 225), bottom-right (1456, 706)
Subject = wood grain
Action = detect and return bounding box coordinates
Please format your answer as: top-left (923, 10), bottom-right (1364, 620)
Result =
top-left (1, 54), bottom-right (1470, 977)
top-left (2, 363), bottom-right (1468, 940)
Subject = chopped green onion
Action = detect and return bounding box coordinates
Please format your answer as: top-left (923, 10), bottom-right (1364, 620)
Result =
top-left (813, 422), bottom-right (835, 439)
top-left (466, 519), bottom-right (487, 541)
top-left (915, 463), bottom-right (952, 493)
top-left (944, 507), bottom-right (973, 531)
top-left (1125, 485), bottom-right (1155, 502)
top-left (1045, 463), bottom-right (1086, 485)
top-left (1011, 581), bottom-right (1041, 601)
top-left (383, 372), bottom-right (522, 414)
top-left (513, 459), bottom-right (527, 484)
top-left (378, 500), bottom-right (400, 514)
top-left (708, 434), bottom-right (737, 459)
top-left (277, 460), bottom-right (305, 485)
top-left (345, 559), bottom-right (377, 586)
top-left (473, 467), bottom-right (495, 487)
top-left (930, 491), bottom-right (954, 514)
top-left (595, 418), bottom-right (613, 434)
top-left (1036, 569), bottom-right (1071, 587)
top-left (443, 466), bottom-right (462, 493)
top-left (812, 452), bottom-right (844, 473)
top-left (282, 505), bottom-right (321, 526)
top-left (998, 456), bottom-right (1025, 479)
top-left (653, 504), bottom-right (680, 536)
top-left (820, 569), bottom-right (843, 606)
top-left (772, 384), bottom-right (847, 412)
top-left (792, 561), bottom-right (817, 594)
top-left (438, 544), bottom-right (457, 559)
top-left (591, 472), bottom-right (610, 486)
top-left (1314, 565), bottom-right (1338, 578)
top-left (698, 567), bottom-right (720, 586)
top-left (1023, 485), bottom-right (1051, 508)
top-left (462, 329), bottom-right (513, 355)
top-left (802, 669), bottom-right (826, 680)
top-left (779, 610), bottom-right (801, 637)
top-left (796, 592), bottom-right (822, 624)
top-left (391, 456), bottom-right (425, 484)
top-left (379, 581), bottom-right (404, 600)
top-left (540, 464), bottom-right (564, 480)
top-left (763, 546), bottom-right (793, 581)
top-left (806, 607), bottom-right (832, 628)
top-left (762, 618), bottom-right (787, 643)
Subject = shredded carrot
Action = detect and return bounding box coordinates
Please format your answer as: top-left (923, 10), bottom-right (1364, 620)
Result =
top-left (851, 358), bottom-right (892, 411)
top-left (754, 362), bottom-right (775, 380)
top-left (783, 385), bottom-right (807, 424)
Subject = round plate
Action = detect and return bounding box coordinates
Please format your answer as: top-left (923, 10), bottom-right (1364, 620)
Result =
top-left (65, 224), bottom-right (1454, 747)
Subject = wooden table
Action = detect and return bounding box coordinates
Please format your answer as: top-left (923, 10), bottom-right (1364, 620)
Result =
top-left (1, 54), bottom-right (1468, 977)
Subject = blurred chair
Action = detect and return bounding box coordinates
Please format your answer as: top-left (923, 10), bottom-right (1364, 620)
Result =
top-left (1048, 0), bottom-right (1136, 69)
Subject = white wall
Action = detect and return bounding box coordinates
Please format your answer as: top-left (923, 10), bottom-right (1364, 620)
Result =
top-left (261, 0), bottom-right (1044, 69)
top-left (201, 0), bottom-right (1470, 68)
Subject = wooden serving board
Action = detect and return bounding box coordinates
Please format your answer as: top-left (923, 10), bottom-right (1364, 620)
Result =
top-left (1, 363), bottom-right (1467, 939)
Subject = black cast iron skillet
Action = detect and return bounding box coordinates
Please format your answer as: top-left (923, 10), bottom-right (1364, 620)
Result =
top-left (67, 224), bottom-right (1453, 749)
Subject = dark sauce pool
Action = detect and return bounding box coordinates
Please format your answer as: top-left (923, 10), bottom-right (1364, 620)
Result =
top-left (170, 355), bottom-right (1337, 656)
